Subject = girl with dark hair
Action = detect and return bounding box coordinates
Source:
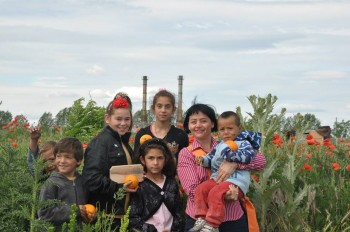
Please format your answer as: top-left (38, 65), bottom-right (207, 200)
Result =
top-left (134, 89), bottom-right (188, 163)
top-left (129, 138), bottom-right (183, 232)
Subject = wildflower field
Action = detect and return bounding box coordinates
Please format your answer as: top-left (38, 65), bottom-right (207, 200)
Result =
top-left (0, 95), bottom-right (349, 231)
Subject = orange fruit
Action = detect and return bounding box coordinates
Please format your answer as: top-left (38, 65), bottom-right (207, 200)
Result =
top-left (85, 204), bottom-right (96, 219)
top-left (225, 140), bottom-right (238, 151)
top-left (124, 174), bottom-right (139, 189)
top-left (140, 134), bottom-right (152, 145)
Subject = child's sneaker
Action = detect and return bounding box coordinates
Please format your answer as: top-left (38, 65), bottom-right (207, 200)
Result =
top-left (200, 223), bottom-right (219, 232)
top-left (189, 218), bottom-right (206, 231)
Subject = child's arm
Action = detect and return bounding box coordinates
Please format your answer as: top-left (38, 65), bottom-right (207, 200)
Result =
top-left (221, 140), bottom-right (256, 164)
top-left (27, 127), bottom-right (41, 176)
top-left (38, 183), bottom-right (71, 224)
top-left (29, 127), bottom-right (41, 153)
top-left (200, 147), bottom-right (217, 168)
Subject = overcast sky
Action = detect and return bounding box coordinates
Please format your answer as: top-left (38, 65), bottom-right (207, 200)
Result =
top-left (0, 0), bottom-right (349, 127)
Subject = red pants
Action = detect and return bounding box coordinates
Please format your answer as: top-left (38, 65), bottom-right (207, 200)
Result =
top-left (194, 179), bottom-right (243, 228)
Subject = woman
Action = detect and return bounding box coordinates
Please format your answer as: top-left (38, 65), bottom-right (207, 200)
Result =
top-left (82, 92), bottom-right (137, 228)
top-left (177, 104), bottom-right (266, 232)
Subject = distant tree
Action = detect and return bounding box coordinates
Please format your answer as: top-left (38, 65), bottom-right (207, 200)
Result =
top-left (333, 119), bottom-right (350, 138)
top-left (280, 113), bottom-right (321, 134)
top-left (38, 112), bottom-right (54, 132)
top-left (133, 109), bottom-right (155, 128)
top-left (55, 107), bottom-right (71, 128)
top-left (0, 110), bottom-right (12, 127)
top-left (64, 98), bottom-right (105, 142)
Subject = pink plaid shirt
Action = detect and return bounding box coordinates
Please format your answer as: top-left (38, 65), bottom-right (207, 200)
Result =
top-left (177, 138), bottom-right (266, 221)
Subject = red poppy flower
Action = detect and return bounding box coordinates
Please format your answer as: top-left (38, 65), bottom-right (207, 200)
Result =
top-left (303, 163), bottom-right (312, 171)
top-left (339, 138), bottom-right (345, 143)
top-left (326, 151), bottom-right (334, 157)
top-left (346, 164), bottom-right (350, 172)
top-left (307, 139), bottom-right (315, 145)
top-left (305, 153), bottom-right (312, 159)
top-left (331, 163), bottom-right (340, 171)
top-left (113, 97), bottom-right (129, 109)
top-left (12, 117), bottom-right (18, 123)
top-left (11, 142), bottom-right (18, 148)
top-left (252, 174), bottom-right (259, 182)
top-left (306, 134), bottom-right (313, 140)
top-left (23, 123), bottom-right (30, 128)
top-left (82, 143), bottom-right (88, 149)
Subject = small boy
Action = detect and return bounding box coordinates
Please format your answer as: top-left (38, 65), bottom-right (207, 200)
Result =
top-left (190, 111), bottom-right (261, 232)
top-left (38, 137), bottom-right (93, 230)
top-left (27, 127), bottom-right (56, 178)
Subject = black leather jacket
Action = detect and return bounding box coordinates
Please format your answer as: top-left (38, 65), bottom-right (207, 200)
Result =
top-left (129, 177), bottom-right (184, 232)
top-left (82, 126), bottom-right (134, 215)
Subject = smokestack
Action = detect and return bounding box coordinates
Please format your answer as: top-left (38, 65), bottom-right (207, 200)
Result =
top-left (142, 76), bottom-right (148, 127)
top-left (177, 75), bottom-right (183, 126)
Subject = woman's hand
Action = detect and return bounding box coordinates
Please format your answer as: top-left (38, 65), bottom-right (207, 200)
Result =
top-left (216, 161), bottom-right (237, 183)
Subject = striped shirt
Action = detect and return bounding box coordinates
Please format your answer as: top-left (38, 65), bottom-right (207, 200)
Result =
top-left (177, 138), bottom-right (266, 221)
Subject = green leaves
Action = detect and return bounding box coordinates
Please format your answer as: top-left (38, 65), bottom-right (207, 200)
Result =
top-left (64, 98), bottom-right (105, 142)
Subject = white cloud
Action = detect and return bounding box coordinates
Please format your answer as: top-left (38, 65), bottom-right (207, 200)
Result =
top-left (87, 65), bottom-right (105, 75)
top-left (0, 0), bottom-right (349, 126)
top-left (303, 71), bottom-right (348, 80)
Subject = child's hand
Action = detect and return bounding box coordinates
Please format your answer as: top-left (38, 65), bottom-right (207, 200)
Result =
top-left (224, 184), bottom-right (239, 201)
top-left (29, 127), bottom-right (41, 141)
top-left (123, 181), bottom-right (138, 193)
top-left (79, 205), bottom-right (96, 223)
top-left (195, 156), bottom-right (204, 166)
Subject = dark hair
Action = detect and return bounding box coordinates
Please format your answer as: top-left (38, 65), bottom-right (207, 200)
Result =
top-left (105, 92), bottom-right (133, 130)
top-left (54, 137), bottom-right (83, 162)
top-left (219, 111), bottom-right (241, 126)
top-left (151, 89), bottom-right (176, 110)
top-left (39, 141), bottom-right (56, 156)
top-left (183, 103), bottom-right (218, 134)
top-left (137, 138), bottom-right (176, 177)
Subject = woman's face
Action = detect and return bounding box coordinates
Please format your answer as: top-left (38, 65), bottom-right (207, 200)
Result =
top-left (105, 108), bottom-right (131, 135)
top-left (188, 111), bottom-right (214, 140)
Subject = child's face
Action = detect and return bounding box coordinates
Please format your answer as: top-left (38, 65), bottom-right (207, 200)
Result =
top-left (105, 108), bottom-right (131, 136)
top-left (42, 148), bottom-right (56, 172)
top-left (153, 96), bottom-right (175, 123)
top-left (141, 148), bottom-right (166, 175)
top-left (218, 116), bottom-right (242, 142)
top-left (55, 152), bottom-right (80, 178)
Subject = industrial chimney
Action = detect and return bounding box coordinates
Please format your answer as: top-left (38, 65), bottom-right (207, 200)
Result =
top-left (141, 76), bottom-right (148, 127)
top-left (177, 75), bottom-right (183, 127)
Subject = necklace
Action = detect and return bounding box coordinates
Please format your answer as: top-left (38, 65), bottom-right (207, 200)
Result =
top-left (151, 123), bottom-right (171, 139)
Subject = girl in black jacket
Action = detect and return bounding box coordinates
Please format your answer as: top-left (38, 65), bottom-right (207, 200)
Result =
top-left (129, 138), bottom-right (183, 232)
top-left (82, 92), bottom-right (137, 229)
